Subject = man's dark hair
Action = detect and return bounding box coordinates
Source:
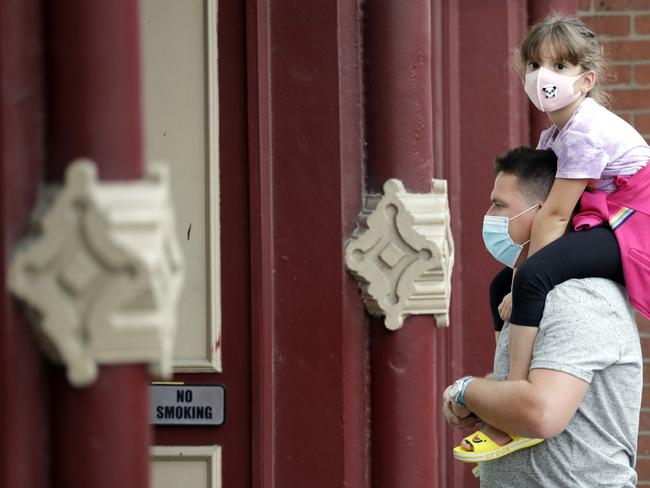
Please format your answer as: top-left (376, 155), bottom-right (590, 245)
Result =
top-left (494, 147), bottom-right (557, 202)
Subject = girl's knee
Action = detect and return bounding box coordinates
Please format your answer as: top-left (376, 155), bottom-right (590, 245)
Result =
top-left (513, 259), bottom-right (553, 297)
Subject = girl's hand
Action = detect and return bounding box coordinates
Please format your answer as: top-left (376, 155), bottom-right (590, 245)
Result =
top-left (498, 292), bottom-right (513, 322)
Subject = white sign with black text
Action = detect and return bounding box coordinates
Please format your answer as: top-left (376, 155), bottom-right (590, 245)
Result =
top-left (150, 384), bottom-right (225, 426)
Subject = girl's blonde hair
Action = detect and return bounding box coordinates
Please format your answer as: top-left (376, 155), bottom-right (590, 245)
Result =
top-left (515, 14), bottom-right (610, 105)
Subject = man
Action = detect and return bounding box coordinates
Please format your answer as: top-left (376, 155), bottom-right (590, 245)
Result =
top-left (444, 147), bottom-right (642, 487)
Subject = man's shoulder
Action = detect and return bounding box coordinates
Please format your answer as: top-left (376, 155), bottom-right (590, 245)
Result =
top-left (548, 277), bottom-right (626, 306)
top-left (542, 278), bottom-right (633, 330)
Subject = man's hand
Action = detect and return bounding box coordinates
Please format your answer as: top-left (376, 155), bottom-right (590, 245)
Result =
top-left (443, 385), bottom-right (480, 430)
top-left (498, 292), bottom-right (513, 322)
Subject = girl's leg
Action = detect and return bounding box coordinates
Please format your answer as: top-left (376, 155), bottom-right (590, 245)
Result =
top-left (490, 266), bottom-right (513, 332)
top-left (508, 226), bottom-right (623, 380)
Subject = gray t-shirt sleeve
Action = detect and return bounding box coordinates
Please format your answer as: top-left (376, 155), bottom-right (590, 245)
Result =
top-left (530, 279), bottom-right (625, 382)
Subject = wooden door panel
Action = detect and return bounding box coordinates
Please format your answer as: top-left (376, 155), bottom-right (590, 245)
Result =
top-left (142, 0), bottom-right (221, 373)
top-left (144, 1), bottom-right (251, 486)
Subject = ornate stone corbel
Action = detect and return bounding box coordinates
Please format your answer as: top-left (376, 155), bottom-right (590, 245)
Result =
top-left (9, 160), bottom-right (184, 387)
top-left (345, 179), bottom-right (454, 330)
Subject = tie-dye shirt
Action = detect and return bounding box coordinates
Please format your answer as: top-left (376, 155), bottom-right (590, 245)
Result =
top-left (537, 97), bottom-right (650, 193)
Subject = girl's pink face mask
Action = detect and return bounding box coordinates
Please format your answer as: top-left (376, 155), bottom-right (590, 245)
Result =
top-left (524, 66), bottom-right (585, 113)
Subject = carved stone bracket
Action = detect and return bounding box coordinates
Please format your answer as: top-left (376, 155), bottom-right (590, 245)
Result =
top-left (9, 160), bottom-right (184, 387)
top-left (345, 179), bottom-right (454, 330)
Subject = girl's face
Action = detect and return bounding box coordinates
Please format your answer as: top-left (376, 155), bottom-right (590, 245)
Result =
top-left (525, 40), bottom-right (583, 77)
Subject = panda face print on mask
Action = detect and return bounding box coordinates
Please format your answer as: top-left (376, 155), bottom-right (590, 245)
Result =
top-left (525, 66), bottom-right (585, 112)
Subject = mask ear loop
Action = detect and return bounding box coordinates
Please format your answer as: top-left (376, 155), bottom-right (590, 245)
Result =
top-left (507, 204), bottom-right (541, 248)
top-left (508, 203), bottom-right (541, 222)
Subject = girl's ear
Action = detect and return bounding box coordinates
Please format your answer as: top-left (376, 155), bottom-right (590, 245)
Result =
top-left (581, 70), bottom-right (596, 93)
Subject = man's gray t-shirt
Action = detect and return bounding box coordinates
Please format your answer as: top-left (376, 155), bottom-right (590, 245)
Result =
top-left (480, 278), bottom-right (642, 488)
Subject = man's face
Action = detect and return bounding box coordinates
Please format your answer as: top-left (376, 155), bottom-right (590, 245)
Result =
top-left (486, 172), bottom-right (540, 265)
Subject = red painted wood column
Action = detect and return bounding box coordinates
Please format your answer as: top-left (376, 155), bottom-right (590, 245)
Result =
top-left (364, 2), bottom-right (439, 487)
top-left (42, 2), bottom-right (149, 487)
top-left (247, 0), bottom-right (368, 487)
top-left (0, 2), bottom-right (48, 488)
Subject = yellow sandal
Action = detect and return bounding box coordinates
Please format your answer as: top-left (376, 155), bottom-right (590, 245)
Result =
top-left (453, 430), bottom-right (544, 463)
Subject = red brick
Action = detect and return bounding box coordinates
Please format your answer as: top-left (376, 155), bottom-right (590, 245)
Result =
top-left (643, 363), bottom-right (650, 378)
top-left (579, 0), bottom-right (593, 10)
top-left (604, 40), bottom-right (650, 62)
top-left (639, 435), bottom-right (650, 455)
top-left (637, 65), bottom-right (650, 85)
top-left (643, 386), bottom-right (650, 407)
top-left (597, 0), bottom-right (650, 10)
top-left (642, 336), bottom-right (650, 357)
top-left (641, 410), bottom-right (650, 430)
top-left (637, 113), bottom-right (650, 135)
top-left (638, 312), bottom-right (650, 334)
top-left (605, 64), bottom-right (632, 84)
top-left (637, 14), bottom-right (650, 35)
top-left (609, 88), bottom-right (650, 110)
top-left (613, 110), bottom-right (633, 123)
top-left (637, 457), bottom-right (650, 480)
top-left (582, 15), bottom-right (631, 36)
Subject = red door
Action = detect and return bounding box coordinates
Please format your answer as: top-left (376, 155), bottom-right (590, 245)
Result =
top-left (144, 2), bottom-right (252, 487)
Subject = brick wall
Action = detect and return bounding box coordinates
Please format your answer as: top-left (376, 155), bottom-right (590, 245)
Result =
top-left (579, 0), bottom-right (650, 142)
top-left (577, 1), bottom-right (650, 485)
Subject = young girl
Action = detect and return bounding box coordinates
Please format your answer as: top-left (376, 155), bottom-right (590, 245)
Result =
top-left (453, 14), bottom-right (650, 463)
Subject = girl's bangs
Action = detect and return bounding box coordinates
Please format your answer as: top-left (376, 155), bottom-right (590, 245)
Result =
top-left (521, 25), bottom-right (582, 65)
top-left (548, 29), bottom-right (582, 64)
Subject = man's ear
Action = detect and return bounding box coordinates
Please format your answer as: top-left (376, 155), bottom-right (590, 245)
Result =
top-left (580, 70), bottom-right (596, 94)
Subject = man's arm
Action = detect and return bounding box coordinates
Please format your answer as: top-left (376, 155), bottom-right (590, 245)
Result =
top-left (462, 368), bottom-right (588, 438)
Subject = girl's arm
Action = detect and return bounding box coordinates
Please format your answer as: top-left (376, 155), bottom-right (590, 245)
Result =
top-left (528, 178), bottom-right (590, 257)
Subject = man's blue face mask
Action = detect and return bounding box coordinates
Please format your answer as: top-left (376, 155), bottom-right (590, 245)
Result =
top-left (482, 204), bottom-right (539, 268)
